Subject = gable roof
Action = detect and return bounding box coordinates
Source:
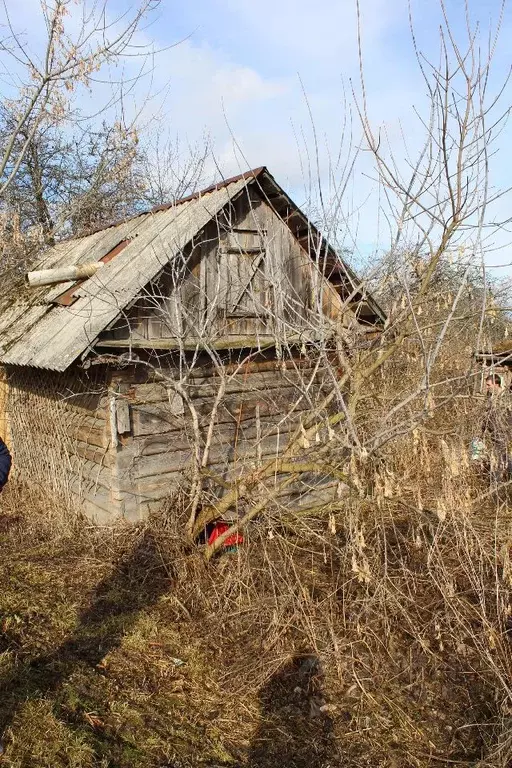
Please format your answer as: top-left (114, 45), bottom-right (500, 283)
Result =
top-left (0, 167), bottom-right (384, 371)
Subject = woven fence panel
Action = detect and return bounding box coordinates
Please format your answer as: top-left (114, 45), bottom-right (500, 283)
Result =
top-left (3, 364), bottom-right (110, 509)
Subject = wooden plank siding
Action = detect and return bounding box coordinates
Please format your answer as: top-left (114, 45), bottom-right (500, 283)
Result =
top-left (100, 190), bottom-right (350, 347)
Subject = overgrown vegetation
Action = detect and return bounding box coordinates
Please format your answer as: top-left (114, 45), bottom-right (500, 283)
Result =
top-left (2, 1), bottom-right (512, 766)
top-left (1, 318), bottom-right (512, 767)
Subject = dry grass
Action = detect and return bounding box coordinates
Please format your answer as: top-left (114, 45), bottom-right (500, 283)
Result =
top-left (0, 296), bottom-right (511, 767)
top-left (1, 419), bottom-right (512, 768)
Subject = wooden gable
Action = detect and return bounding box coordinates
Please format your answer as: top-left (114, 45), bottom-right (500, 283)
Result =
top-left (98, 189), bottom-right (347, 348)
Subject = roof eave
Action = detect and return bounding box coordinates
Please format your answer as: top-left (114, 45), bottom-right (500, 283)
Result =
top-left (252, 168), bottom-right (386, 326)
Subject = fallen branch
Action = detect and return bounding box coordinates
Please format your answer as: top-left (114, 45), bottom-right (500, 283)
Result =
top-left (193, 459), bottom-right (357, 544)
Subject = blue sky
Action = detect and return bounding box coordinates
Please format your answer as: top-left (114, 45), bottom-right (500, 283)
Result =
top-left (4, 0), bottom-right (512, 271)
top-left (147, 0), bottom-right (512, 271)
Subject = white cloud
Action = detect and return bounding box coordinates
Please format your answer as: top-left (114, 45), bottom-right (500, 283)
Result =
top-left (210, 66), bottom-right (284, 104)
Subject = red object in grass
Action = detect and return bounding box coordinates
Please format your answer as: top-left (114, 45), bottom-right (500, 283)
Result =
top-left (208, 521), bottom-right (244, 548)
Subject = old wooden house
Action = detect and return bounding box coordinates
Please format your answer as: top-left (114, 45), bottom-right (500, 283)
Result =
top-left (0, 167), bottom-right (384, 522)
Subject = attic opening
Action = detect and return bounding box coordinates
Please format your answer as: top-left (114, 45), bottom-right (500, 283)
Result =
top-left (216, 228), bottom-right (268, 321)
top-left (52, 239), bottom-right (131, 307)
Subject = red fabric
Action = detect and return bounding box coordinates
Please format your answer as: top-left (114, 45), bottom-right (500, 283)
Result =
top-left (208, 521), bottom-right (244, 548)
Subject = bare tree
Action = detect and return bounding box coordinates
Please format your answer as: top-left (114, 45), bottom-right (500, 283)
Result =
top-left (102, 0), bottom-right (512, 556)
top-left (140, 131), bottom-right (212, 206)
top-left (0, 0), bottom-right (161, 199)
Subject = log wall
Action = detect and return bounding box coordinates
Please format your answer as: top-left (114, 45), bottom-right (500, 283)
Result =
top-left (3, 347), bottom-right (341, 523)
top-left (108, 350), bottom-right (337, 520)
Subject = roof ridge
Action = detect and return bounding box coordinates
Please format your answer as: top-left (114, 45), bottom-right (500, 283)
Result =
top-left (59, 166), bottom-right (267, 244)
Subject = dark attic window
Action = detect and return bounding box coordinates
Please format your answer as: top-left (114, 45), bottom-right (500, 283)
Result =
top-left (217, 229), bottom-right (267, 318)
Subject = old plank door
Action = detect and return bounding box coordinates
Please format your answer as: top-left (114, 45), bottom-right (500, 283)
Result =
top-left (213, 228), bottom-right (271, 338)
